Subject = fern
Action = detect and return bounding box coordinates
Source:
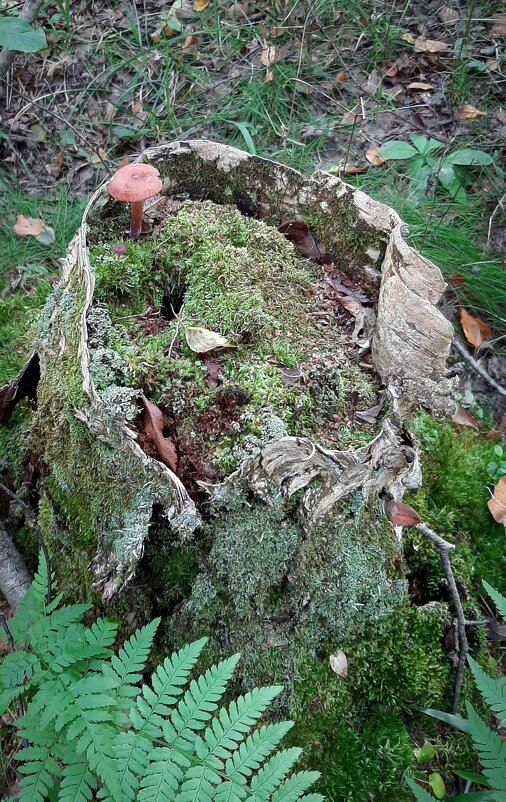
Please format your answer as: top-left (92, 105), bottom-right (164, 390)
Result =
top-left (0, 553), bottom-right (322, 802)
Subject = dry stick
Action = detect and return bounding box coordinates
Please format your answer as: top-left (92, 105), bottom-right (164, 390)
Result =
top-left (0, 482), bottom-right (51, 604)
top-left (452, 337), bottom-right (506, 398)
top-left (0, 0), bottom-right (45, 78)
top-left (416, 522), bottom-right (468, 714)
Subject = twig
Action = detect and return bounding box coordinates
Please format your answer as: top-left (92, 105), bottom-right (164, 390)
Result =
top-left (0, 482), bottom-right (51, 604)
top-left (452, 337), bottom-right (506, 398)
top-left (416, 522), bottom-right (468, 713)
top-left (167, 305), bottom-right (184, 360)
top-left (0, 0), bottom-right (45, 79)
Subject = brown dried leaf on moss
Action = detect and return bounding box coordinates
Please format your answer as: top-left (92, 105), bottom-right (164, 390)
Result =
top-left (488, 477), bottom-right (506, 525)
top-left (278, 220), bottom-right (321, 261)
top-left (142, 395), bottom-right (178, 472)
top-left (460, 308), bottom-right (493, 347)
top-left (13, 215), bottom-right (55, 245)
top-left (452, 405), bottom-right (481, 430)
top-left (185, 326), bottom-right (235, 353)
top-left (384, 498), bottom-right (421, 527)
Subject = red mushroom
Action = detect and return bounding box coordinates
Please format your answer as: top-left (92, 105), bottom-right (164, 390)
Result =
top-left (108, 163), bottom-right (162, 240)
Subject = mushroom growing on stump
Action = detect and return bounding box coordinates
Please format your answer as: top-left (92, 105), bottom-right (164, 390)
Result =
top-left (108, 163), bottom-right (162, 240)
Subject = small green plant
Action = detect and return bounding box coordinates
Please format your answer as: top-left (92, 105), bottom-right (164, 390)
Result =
top-left (487, 445), bottom-right (506, 483)
top-left (406, 581), bottom-right (506, 801)
top-left (0, 554), bottom-right (322, 802)
top-left (0, 16), bottom-right (46, 53)
top-left (379, 136), bottom-right (494, 203)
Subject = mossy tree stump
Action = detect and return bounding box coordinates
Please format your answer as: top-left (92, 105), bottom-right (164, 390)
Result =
top-left (17, 141), bottom-right (458, 799)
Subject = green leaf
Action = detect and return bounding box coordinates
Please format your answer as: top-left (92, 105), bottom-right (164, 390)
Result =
top-left (0, 16), bottom-right (47, 53)
top-left (405, 776), bottom-right (437, 801)
top-left (250, 748), bottom-right (302, 800)
top-left (414, 741), bottom-right (436, 764)
top-left (468, 656), bottom-right (506, 727)
top-left (455, 769), bottom-right (490, 784)
top-left (452, 793), bottom-right (496, 801)
top-left (483, 582), bottom-right (506, 620)
top-left (466, 702), bottom-right (506, 794)
top-left (423, 708), bottom-right (472, 734)
top-left (270, 770), bottom-right (321, 801)
top-left (428, 772), bottom-right (446, 799)
top-left (410, 135), bottom-right (443, 155)
top-left (379, 140), bottom-right (418, 160)
top-left (436, 164), bottom-right (457, 190)
top-left (138, 747), bottom-right (184, 802)
top-left (58, 759), bottom-right (97, 802)
top-left (227, 120), bottom-right (257, 155)
top-left (447, 149), bottom-right (494, 166)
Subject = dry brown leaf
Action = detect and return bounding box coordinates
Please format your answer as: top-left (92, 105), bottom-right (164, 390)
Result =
top-left (336, 294), bottom-right (362, 317)
top-left (343, 163), bottom-right (369, 174)
top-left (13, 215), bottom-right (45, 237)
top-left (260, 43), bottom-right (276, 67)
top-left (142, 395), bottom-right (178, 472)
top-left (491, 13), bottom-right (506, 37)
top-left (455, 104), bottom-right (487, 120)
top-left (47, 54), bottom-right (71, 79)
top-left (365, 146), bottom-right (386, 165)
top-left (413, 37), bottom-right (450, 53)
top-left (264, 69), bottom-right (274, 83)
top-left (460, 308), bottom-right (493, 347)
top-left (278, 220), bottom-right (321, 261)
top-left (407, 81), bottom-right (434, 90)
top-left (329, 652), bottom-right (348, 677)
top-left (488, 477), bottom-right (506, 525)
top-left (335, 70), bottom-right (347, 82)
top-left (185, 326), bottom-right (234, 353)
top-left (340, 105), bottom-right (363, 126)
top-left (384, 498), bottom-right (421, 527)
top-left (439, 6), bottom-right (459, 24)
top-left (194, 0), bottom-right (209, 9)
top-left (452, 405), bottom-right (481, 431)
top-left (182, 34), bottom-right (199, 47)
top-left (447, 273), bottom-right (465, 286)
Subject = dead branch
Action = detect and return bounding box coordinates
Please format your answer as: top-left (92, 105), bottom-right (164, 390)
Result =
top-left (416, 522), bottom-right (468, 714)
top-left (452, 337), bottom-right (506, 398)
top-left (0, 0), bottom-right (45, 79)
top-left (0, 522), bottom-right (31, 608)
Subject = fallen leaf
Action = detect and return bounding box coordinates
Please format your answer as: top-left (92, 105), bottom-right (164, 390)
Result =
top-left (336, 294), bottom-right (362, 316)
top-left (355, 396), bottom-right (385, 424)
top-left (46, 150), bottom-right (64, 177)
top-left (452, 405), bottom-right (481, 430)
top-left (406, 81), bottom-right (434, 90)
top-left (365, 146), bottom-right (386, 165)
top-left (278, 220), bottom-right (321, 261)
top-left (490, 13), bottom-right (506, 37)
top-left (34, 225), bottom-right (56, 246)
top-left (413, 37), bottom-right (450, 53)
top-left (280, 365), bottom-right (304, 385)
top-left (342, 164), bottom-right (369, 174)
top-left (460, 308), bottom-right (493, 347)
top-left (329, 651), bottom-right (348, 677)
top-left (335, 70), bottom-right (347, 82)
top-left (384, 498), bottom-right (421, 527)
top-left (488, 477), bottom-right (506, 525)
top-left (182, 34), bottom-right (199, 47)
top-left (264, 69), bottom-right (274, 83)
top-left (400, 31), bottom-right (414, 44)
top-left (455, 104), bottom-right (487, 121)
top-left (203, 355), bottom-right (223, 386)
top-left (185, 326), bottom-right (234, 353)
top-left (414, 741), bottom-right (436, 764)
top-left (439, 6), bottom-right (459, 24)
top-left (428, 773), bottom-right (446, 800)
top-left (340, 105), bottom-right (363, 126)
top-left (142, 395), bottom-right (177, 472)
top-left (447, 273), bottom-right (465, 286)
top-left (46, 54), bottom-right (71, 78)
top-left (324, 275), bottom-right (369, 303)
top-left (260, 43), bottom-right (276, 67)
top-left (194, 0), bottom-right (209, 9)
top-left (13, 215), bottom-right (44, 237)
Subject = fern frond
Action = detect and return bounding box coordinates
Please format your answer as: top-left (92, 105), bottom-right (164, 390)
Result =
top-left (249, 748), bottom-right (302, 800)
top-left (85, 618), bottom-right (119, 649)
top-left (130, 637), bottom-right (208, 739)
top-left (466, 702), bottom-right (506, 794)
top-left (105, 618), bottom-right (159, 710)
top-left (226, 722), bottom-right (294, 783)
top-left (17, 744), bottom-right (61, 802)
top-left (137, 747), bottom-right (185, 802)
top-left (163, 653), bottom-right (241, 749)
top-left (58, 758), bottom-right (97, 802)
top-left (175, 764), bottom-right (222, 802)
top-left (0, 650), bottom-right (40, 689)
top-left (468, 656), bottom-right (506, 727)
top-left (195, 686), bottom-right (284, 765)
top-left (405, 777), bottom-right (437, 801)
top-left (110, 731), bottom-right (151, 802)
top-left (483, 582), bottom-right (506, 620)
top-left (270, 771), bottom-right (320, 802)
top-left (298, 795), bottom-right (325, 802)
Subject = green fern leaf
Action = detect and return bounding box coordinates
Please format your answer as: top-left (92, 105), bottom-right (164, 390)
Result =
top-left (0, 685), bottom-right (24, 714)
top-left (466, 702), bottom-right (506, 794)
top-left (85, 618), bottom-right (119, 650)
top-left (405, 777), bottom-right (437, 801)
top-left (469, 656), bottom-right (506, 727)
top-left (0, 650), bottom-right (40, 689)
top-left (105, 618), bottom-right (159, 709)
top-left (226, 722), bottom-right (294, 782)
top-left (174, 764), bottom-right (222, 802)
top-left (112, 731), bottom-right (151, 802)
top-left (164, 653), bottom-right (241, 749)
top-left (131, 637), bottom-right (208, 739)
top-left (213, 782), bottom-right (248, 802)
top-left (270, 771), bottom-right (320, 802)
top-left (138, 747), bottom-right (185, 802)
top-left (484, 582), bottom-right (506, 620)
top-left (195, 686), bottom-right (284, 764)
top-left (298, 795), bottom-right (325, 802)
top-left (249, 748), bottom-right (302, 800)
top-left (17, 745), bottom-right (61, 802)
top-left (58, 759), bottom-right (97, 802)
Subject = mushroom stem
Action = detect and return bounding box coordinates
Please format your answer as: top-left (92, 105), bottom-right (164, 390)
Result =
top-left (129, 200), bottom-right (144, 239)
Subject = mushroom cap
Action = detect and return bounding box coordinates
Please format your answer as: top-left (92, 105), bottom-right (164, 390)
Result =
top-left (108, 163), bottom-right (162, 202)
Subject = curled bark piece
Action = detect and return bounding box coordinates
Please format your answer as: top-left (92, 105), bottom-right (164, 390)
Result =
top-left (0, 522), bottom-right (31, 608)
top-left (0, 352), bottom-right (39, 425)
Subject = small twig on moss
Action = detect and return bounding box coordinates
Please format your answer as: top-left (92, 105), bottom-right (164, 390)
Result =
top-left (0, 0), bottom-right (45, 78)
top-left (0, 482), bottom-right (51, 604)
top-left (416, 522), bottom-right (468, 713)
top-left (452, 337), bottom-right (506, 398)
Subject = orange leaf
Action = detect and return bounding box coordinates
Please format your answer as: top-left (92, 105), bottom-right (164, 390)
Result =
top-left (194, 0), bottom-right (209, 9)
top-left (182, 34), bottom-right (199, 47)
top-left (142, 395), bottom-right (178, 472)
top-left (384, 498), bottom-right (421, 527)
top-left (407, 81), bottom-right (434, 90)
top-left (455, 104), bottom-right (487, 121)
top-left (335, 70), bottom-right (347, 82)
top-left (488, 477), bottom-right (506, 525)
top-left (452, 405), bottom-right (481, 431)
top-left (365, 146), bottom-right (386, 165)
top-left (343, 164), bottom-right (369, 174)
top-left (460, 308), bottom-right (493, 347)
top-left (13, 215), bottom-right (45, 237)
top-left (413, 37), bottom-right (450, 53)
top-left (340, 105), bottom-right (363, 126)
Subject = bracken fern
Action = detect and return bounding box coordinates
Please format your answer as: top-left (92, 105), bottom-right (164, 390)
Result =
top-left (0, 554), bottom-right (322, 802)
